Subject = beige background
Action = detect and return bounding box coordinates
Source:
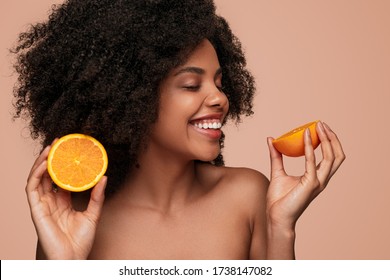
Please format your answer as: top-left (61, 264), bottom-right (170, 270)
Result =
top-left (1, 0), bottom-right (389, 259)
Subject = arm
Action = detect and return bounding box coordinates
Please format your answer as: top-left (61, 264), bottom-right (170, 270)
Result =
top-left (247, 171), bottom-right (296, 260)
top-left (264, 121), bottom-right (345, 259)
top-left (266, 220), bottom-right (296, 259)
top-left (26, 144), bottom-right (107, 259)
top-left (248, 175), bottom-right (297, 260)
top-left (36, 240), bottom-right (47, 260)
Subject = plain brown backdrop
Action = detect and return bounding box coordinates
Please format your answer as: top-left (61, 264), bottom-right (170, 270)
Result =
top-left (1, 0), bottom-right (389, 259)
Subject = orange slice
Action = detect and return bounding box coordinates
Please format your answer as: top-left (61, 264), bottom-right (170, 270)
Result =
top-left (47, 134), bottom-right (108, 192)
top-left (272, 120), bottom-right (320, 157)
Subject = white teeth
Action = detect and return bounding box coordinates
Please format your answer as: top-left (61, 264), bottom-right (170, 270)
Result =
top-left (193, 121), bottom-right (222, 130)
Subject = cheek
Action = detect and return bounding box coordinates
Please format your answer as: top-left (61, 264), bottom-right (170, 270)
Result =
top-left (155, 103), bottom-right (189, 135)
top-left (160, 94), bottom-right (201, 120)
top-left (225, 98), bottom-right (230, 113)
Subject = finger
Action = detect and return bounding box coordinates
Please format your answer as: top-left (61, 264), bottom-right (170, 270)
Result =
top-left (85, 176), bottom-right (107, 224)
top-left (303, 128), bottom-right (318, 182)
top-left (40, 170), bottom-right (55, 195)
top-left (315, 122), bottom-right (335, 184)
top-left (26, 159), bottom-right (48, 205)
top-left (323, 123), bottom-right (346, 175)
top-left (51, 187), bottom-right (72, 210)
top-left (267, 137), bottom-right (287, 178)
top-left (28, 145), bottom-right (51, 182)
top-left (38, 138), bottom-right (59, 195)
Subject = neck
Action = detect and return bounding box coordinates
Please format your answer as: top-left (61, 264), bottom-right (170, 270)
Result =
top-left (121, 146), bottom-right (201, 213)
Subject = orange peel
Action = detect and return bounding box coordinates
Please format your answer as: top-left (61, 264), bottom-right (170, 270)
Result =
top-left (272, 120), bottom-right (320, 157)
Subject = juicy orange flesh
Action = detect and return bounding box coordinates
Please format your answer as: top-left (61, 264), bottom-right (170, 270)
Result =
top-left (274, 121), bottom-right (317, 140)
top-left (272, 121), bottom-right (320, 157)
top-left (50, 138), bottom-right (105, 188)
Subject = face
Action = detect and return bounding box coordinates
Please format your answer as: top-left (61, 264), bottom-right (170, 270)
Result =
top-left (148, 39), bottom-right (229, 162)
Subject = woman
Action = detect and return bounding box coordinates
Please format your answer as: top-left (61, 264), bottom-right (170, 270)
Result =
top-left (13, 0), bottom-right (345, 259)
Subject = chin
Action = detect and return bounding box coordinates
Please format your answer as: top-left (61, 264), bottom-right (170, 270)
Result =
top-left (195, 150), bottom-right (220, 162)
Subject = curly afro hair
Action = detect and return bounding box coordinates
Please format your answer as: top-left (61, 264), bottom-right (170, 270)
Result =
top-left (12, 0), bottom-right (255, 195)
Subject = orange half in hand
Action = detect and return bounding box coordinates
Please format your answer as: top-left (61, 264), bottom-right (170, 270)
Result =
top-left (47, 134), bottom-right (108, 192)
top-left (272, 120), bottom-right (320, 157)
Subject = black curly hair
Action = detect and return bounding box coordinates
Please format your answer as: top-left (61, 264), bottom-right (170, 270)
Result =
top-left (12, 0), bottom-right (255, 195)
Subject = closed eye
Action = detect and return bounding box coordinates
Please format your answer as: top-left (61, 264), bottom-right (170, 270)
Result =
top-left (183, 85), bottom-right (200, 91)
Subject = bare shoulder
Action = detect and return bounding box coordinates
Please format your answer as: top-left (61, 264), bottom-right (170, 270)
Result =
top-left (196, 163), bottom-right (269, 213)
top-left (198, 163), bottom-right (268, 191)
top-left (222, 166), bottom-right (269, 208)
top-left (223, 166), bottom-right (269, 190)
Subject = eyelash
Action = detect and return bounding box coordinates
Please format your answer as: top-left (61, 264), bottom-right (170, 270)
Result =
top-left (183, 85), bottom-right (223, 92)
top-left (183, 85), bottom-right (200, 91)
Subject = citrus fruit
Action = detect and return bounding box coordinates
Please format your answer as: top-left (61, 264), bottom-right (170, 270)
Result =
top-left (47, 134), bottom-right (108, 192)
top-left (272, 120), bottom-right (320, 157)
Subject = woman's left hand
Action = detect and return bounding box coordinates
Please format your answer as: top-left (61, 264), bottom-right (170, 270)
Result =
top-left (266, 121), bottom-right (345, 230)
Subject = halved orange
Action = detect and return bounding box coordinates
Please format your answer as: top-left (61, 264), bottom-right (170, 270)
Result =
top-left (47, 134), bottom-right (108, 192)
top-left (272, 120), bottom-right (320, 157)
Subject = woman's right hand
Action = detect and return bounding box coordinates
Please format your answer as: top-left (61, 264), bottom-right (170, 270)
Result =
top-left (26, 144), bottom-right (107, 259)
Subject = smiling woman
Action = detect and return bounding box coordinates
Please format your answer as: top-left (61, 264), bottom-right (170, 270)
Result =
top-left (152, 40), bottom-right (229, 162)
top-left (12, 0), bottom-right (255, 195)
top-left (11, 0), bottom-right (345, 260)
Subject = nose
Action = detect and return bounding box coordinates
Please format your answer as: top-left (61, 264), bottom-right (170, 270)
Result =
top-left (205, 86), bottom-right (229, 109)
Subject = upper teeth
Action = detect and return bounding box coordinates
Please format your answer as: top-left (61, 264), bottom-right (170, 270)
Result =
top-left (193, 121), bottom-right (222, 129)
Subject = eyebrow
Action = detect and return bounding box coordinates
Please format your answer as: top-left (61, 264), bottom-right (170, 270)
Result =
top-left (174, 66), bottom-right (222, 78)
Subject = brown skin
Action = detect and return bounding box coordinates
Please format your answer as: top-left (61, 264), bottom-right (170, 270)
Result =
top-left (29, 40), bottom-right (345, 259)
top-left (90, 39), bottom-right (267, 259)
top-left (89, 164), bottom-right (268, 259)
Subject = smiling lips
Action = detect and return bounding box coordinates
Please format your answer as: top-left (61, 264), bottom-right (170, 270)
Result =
top-left (190, 118), bottom-right (223, 140)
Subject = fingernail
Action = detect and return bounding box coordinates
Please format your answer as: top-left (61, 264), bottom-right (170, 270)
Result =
top-left (317, 121), bottom-right (325, 133)
top-left (305, 128), bottom-right (311, 137)
top-left (323, 122), bottom-right (332, 132)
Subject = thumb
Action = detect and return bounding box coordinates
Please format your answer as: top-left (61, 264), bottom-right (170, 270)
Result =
top-left (267, 137), bottom-right (287, 178)
top-left (85, 176), bottom-right (107, 222)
